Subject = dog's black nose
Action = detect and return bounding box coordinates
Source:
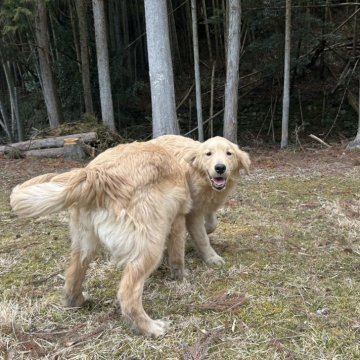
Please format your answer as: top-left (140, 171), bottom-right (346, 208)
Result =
top-left (215, 164), bottom-right (226, 174)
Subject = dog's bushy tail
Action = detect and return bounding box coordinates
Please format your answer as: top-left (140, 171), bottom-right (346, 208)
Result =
top-left (10, 169), bottom-right (102, 218)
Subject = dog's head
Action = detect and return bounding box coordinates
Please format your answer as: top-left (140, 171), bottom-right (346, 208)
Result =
top-left (191, 137), bottom-right (250, 191)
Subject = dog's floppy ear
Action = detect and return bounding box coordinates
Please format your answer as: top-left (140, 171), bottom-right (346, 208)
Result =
top-left (235, 146), bottom-right (251, 175)
top-left (182, 148), bottom-right (200, 168)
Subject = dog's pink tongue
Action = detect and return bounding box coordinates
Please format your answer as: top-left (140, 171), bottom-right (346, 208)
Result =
top-left (213, 177), bottom-right (226, 187)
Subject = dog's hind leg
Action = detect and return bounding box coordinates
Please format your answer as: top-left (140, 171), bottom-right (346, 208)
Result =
top-left (167, 214), bottom-right (187, 280)
top-left (186, 213), bottom-right (225, 266)
top-left (64, 212), bottom-right (97, 307)
top-left (117, 238), bottom-right (169, 337)
top-left (64, 247), bottom-right (93, 307)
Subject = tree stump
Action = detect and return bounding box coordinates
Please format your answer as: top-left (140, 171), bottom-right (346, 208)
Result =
top-left (63, 138), bottom-right (87, 160)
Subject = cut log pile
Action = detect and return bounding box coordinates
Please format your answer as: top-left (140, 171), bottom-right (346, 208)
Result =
top-left (0, 132), bottom-right (97, 160)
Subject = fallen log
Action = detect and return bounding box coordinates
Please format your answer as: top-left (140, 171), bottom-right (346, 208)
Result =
top-left (23, 147), bottom-right (67, 158)
top-left (22, 139), bottom-right (91, 160)
top-left (21, 138), bottom-right (93, 160)
top-left (0, 132), bottom-right (97, 154)
top-left (63, 138), bottom-right (87, 160)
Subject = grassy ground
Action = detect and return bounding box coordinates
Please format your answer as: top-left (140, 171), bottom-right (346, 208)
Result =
top-left (1, 146), bottom-right (360, 359)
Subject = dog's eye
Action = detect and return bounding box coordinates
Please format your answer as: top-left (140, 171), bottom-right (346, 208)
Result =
top-left (206, 152), bottom-right (212, 156)
top-left (226, 151), bottom-right (232, 156)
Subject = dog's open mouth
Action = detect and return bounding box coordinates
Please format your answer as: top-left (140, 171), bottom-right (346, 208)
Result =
top-left (209, 176), bottom-right (227, 191)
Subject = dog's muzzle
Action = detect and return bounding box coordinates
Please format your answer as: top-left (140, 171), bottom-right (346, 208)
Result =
top-left (208, 174), bottom-right (227, 191)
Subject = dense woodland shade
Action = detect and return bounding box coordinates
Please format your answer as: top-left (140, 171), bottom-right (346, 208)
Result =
top-left (2, 1), bottom-right (360, 145)
top-left (223, 0), bottom-right (241, 144)
top-left (92, 0), bottom-right (115, 132)
top-left (144, 0), bottom-right (178, 137)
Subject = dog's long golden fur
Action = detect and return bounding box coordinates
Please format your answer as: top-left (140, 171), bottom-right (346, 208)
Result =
top-left (152, 135), bottom-right (250, 265)
top-left (10, 142), bottom-right (191, 337)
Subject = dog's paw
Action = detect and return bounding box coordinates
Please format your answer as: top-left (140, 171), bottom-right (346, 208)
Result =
top-left (145, 319), bottom-right (171, 337)
top-left (64, 292), bottom-right (91, 308)
top-left (205, 254), bottom-right (225, 266)
top-left (170, 267), bottom-right (188, 281)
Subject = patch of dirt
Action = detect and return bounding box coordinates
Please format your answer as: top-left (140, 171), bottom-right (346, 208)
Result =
top-left (251, 144), bottom-right (360, 178)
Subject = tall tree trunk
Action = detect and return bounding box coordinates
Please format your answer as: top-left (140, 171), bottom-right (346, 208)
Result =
top-left (108, 0), bottom-right (116, 52)
top-left (354, 78), bottom-right (360, 144)
top-left (76, 0), bottom-right (94, 114)
top-left (348, 78), bottom-right (360, 148)
top-left (3, 61), bottom-right (23, 141)
top-left (281, 0), bottom-right (291, 149)
top-left (0, 91), bottom-right (13, 142)
top-left (92, 0), bottom-right (116, 132)
top-left (134, 0), bottom-right (145, 73)
top-left (355, 78), bottom-right (360, 142)
top-left (35, 0), bottom-right (63, 129)
top-left (202, 0), bottom-right (213, 62)
top-left (69, 0), bottom-right (81, 71)
top-left (212, 0), bottom-right (220, 60)
top-left (168, 0), bottom-right (181, 71)
top-left (144, 0), bottom-right (178, 137)
top-left (191, 0), bottom-right (204, 141)
top-left (223, 0), bottom-right (241, 144)
top-left (121, 0), bottom-right (132, 82)
top-left (48, 12), bottom-right (59, 63)
top-left (185, 1), bottom-right (194, 64)
top-left (221, 0), bottom-right (226, 58)
top-left (114, 0), bottom-right (122, 55)
top-left (353, 4), bottom-right (358, 58)
top-left (325, 0), bottom-right (332, 22)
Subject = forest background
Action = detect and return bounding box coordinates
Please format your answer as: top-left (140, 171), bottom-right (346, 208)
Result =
top-left (1, 0), bottom-right (360, 148)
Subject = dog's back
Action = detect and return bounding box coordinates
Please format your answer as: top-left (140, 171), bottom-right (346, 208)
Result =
top-left (11, 142), bottom-right (191, 218)
top-left (151, 135), bottom-right (199, 165)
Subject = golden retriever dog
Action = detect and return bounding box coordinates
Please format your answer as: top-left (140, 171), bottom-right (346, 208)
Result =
top-left (10, 142), bottom-right (191, 337)
top-left (152, 135), bottom-right (250, 266)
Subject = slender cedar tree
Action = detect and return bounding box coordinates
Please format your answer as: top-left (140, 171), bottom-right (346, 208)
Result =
top-left (34, 0), bottom-right (63, 129)
top-left (92, 0), bottom-right (116, 132)
top-left (191, 0), bottom-right (204, 141)
top-left (223, 0), bottom-right (241, 143)
top-left (144, 0), bottom-right (179, 137)
top-left (281, 0), bottom-right (292, 149)
top-left (76, 0), bottom-right (94, 115)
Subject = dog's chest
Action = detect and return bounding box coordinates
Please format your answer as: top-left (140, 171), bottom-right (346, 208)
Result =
top-left (190, 182), bottom-right (235, 212)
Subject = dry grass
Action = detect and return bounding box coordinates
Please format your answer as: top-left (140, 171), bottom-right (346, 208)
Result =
top-left (1, 146), bottom-right (360, 359)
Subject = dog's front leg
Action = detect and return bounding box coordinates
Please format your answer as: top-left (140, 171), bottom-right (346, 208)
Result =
top-left (205, 212), bottom-right (218, 234)
top-left (167, 214), bottom-right (187, 280)
top-left (186, 213), bottom-right (225, 266)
